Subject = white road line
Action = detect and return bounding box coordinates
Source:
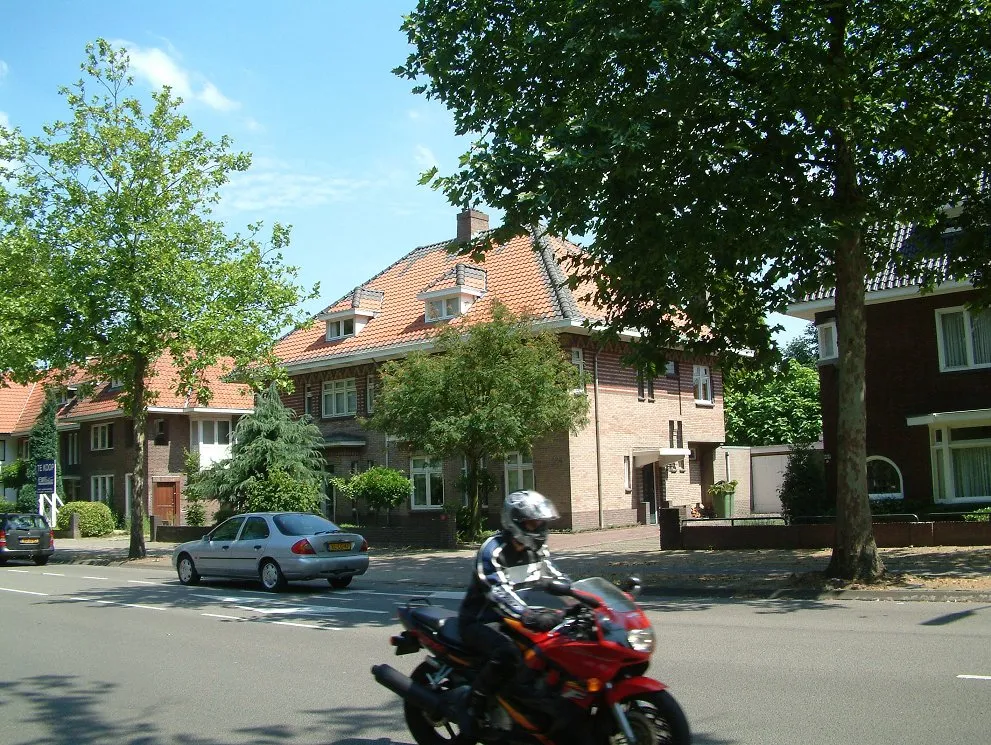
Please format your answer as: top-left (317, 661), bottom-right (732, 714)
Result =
top-left (123, 603), bottom-right (167, 611)
top-left (271, 620), bottom-right (335, 630)
top-left (190, 593), bottom-right (388, 614)
top-left (0, 586), bottom-right (48, 596)
top-left (127, 580), bottom-right (160, 585)
top-left (81, 576), bottom-right (109, 580)
top-left (958, 674), bottom-right (991, 680)
top-left (202, 613), bottom-right (243, 620)
top-left (5, 569), bottom-right (30, 573)
top-left (42, 572), bottom-right (65, 576)
top-left (67, 596), bottom-right (166, 612)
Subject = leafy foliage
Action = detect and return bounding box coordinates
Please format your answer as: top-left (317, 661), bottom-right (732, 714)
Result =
top-left (182, 450), bottom-right (207, 527)
top-left (724, 359), bottom-right (822, 446)
top-left (56, 501), bottom-right (116, 537)
top-left (782, 324), bottom-right (819, 366)
top-left (0, 461), bottom-right (29, 492)
top-left (194, 384), bottom-right (327, 514)
top-left (778, 444), bottom-right (830, 523)
top-left (394, 1), bottom-right (991, 579)
top-left (963, 507), bottom-right (991, 523)
top-left (0, 40), bottom-right (317, 557)
top-left (242, 469), bottom-right (322, 514)
top-left (337, 467), bottom-right (412, 514)
top-left (367, 303), bottom-right (588, 539)
top-left (21, 395), bottom-right (64, 510)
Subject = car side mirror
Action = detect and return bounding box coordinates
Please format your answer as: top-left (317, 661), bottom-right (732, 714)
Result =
top-left (619, 576), bottom-right (642, 598)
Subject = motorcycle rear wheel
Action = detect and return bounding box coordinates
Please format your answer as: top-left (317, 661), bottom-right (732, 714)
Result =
top-left (404, 661), bottom-right (465, 745)
top-left (613, 690), bottom-right (691, 745)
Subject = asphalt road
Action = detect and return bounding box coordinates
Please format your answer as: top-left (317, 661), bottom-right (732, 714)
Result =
top-left (2, 562), bottom-right (990, 745)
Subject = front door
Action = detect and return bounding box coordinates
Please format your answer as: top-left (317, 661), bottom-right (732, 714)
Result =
top-left (153, 481), bottom-right (178, 524)
top-left (641, 465), bottom-right (657, 525)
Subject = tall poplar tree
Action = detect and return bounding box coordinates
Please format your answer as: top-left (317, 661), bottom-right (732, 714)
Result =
top-left (0, 41), bottom-right (317, 557)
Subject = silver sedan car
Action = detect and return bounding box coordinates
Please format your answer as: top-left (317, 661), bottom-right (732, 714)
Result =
top-left (172, 512), bottom-right (369, 591)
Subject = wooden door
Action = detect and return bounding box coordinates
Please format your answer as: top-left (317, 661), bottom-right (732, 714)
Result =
top-left (153, 481), bottom-right (179, 524)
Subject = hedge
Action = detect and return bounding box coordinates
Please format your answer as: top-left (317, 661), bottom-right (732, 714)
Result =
top-left (0, 500), bottom-right (18, 513)
top-left (56, 501), bottom-right (117, 537)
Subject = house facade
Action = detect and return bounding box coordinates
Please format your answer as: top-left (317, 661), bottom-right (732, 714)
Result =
top-left (787, 256), bottom-right (991, 508)
top-left (0, 357), bottom-right (253, 524)
top-left (276, 210), bottom-right (733, 531)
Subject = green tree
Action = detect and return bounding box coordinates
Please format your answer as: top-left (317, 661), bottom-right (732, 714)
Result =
top-left (182, 449), bottom-right (207, 527)
top-left (396, 1), bottom-right (991, 580)
top-left (783, 324), bottom-right (819, 367)
top-left (195, 383), bottom-right (328, 514)
top-left (242, 469), bottom-right (322, 514)
top-left (332, 466), bottom-right (412, 526)
top-left (17, 394), bottom-right (64, 513)
top-left (724, 359), bottom-right (821, 447)
top-left (779, 442), bottom-right (830, 523)
top-left (0, 41), bottom-right (316, 557)
top-left (367, 302), bottom-right (588, 539)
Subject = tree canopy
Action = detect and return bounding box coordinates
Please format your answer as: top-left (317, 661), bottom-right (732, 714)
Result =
top-left (0, 41), bottom-right (317, 556)
top-left (367, 302), bottom-right (588, 537)
top-left (397, 0), bottom-right (991, 580)
top-left (724, 359), bottom-right (822, 447)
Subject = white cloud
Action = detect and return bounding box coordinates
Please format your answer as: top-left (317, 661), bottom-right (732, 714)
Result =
top-left (221, 161), bottom-right (372, 213)
top-left (0, 60), bottom-right (8, 80)
top-left (0, 111), bottom-right (9, 128)
top-left (243, 117), bottom-right (264, 133)
top-left (114, 40), bottom-right (239, 112)
top-left (414, 144), bottom-right (438, 170)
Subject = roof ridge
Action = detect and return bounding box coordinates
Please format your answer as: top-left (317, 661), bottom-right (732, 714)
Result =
top-left (533, 228), bottom-right (581, 320)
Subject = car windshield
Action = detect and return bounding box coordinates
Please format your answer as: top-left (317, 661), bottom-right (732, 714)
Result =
top-left (4, 514), bottom-right (49, 530)
top-left (273, 513), bottom-right (340, 537)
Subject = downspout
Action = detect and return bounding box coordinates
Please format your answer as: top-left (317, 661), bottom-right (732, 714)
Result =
top-left (594, 351), bottom-right (603, 529)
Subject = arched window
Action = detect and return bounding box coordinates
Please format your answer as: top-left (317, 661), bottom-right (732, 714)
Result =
top-left (867, 456), bottom-right (903, 500)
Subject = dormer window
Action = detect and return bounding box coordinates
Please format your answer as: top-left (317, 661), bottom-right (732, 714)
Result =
top-left (426, 296), bottom-right (462, 321)
top-left (317, 287), bottom-right (383, 342)
top-left (327, 317), bottom-right (355, 340)
top-left (418, 263), bottom-right (487, 324)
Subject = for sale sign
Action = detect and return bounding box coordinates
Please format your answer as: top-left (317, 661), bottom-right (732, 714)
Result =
top-left (36, 459), bottom-right (56, 493)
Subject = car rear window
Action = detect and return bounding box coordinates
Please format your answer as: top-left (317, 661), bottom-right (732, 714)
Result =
top-left (273, 513), bottom-right (339, 536)
top-left (3, 514), bottom-right (50, 530)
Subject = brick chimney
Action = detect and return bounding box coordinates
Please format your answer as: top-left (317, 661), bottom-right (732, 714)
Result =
top-left (456, 208), bottom-right (489, 243)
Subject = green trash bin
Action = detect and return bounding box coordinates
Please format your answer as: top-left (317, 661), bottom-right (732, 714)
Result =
top-left (714, 492), bottom-right (734, 518)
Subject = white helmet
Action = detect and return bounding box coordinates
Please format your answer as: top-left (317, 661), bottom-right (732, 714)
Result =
top-left (501, 490), bottom-right (560, 551)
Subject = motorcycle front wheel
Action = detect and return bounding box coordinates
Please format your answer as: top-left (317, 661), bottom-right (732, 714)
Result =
top-left (404, 661), bottom-right (465, 745)
top-left (612, 690), bottom-right (691, 745)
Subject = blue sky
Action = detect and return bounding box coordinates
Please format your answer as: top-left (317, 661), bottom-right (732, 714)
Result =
top-left (0, 0), bottom-right (807, 344)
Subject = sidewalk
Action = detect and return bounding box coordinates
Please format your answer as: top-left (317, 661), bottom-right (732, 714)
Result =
top-left (46, 526), bottom-right (991, 602)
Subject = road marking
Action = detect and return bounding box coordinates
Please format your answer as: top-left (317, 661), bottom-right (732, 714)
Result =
top-left (81, 576), bottom-right (109, 580)
top-left (189, 593), bottom-right (388, 614)
top-left (0, 586), bottom-right (48, 596)
top-left (202, 613), bottom-right (243, 620)
top-left (957, 675), bottom-right (991, 680)
top-left (5, 569), bottom-right (30, 573)
top-left (42, 572), bottom-right (65, 576)
top-left (271, 620), bottom-right (340, 630)
top-left (127, 579), bottom-right (160, 585)
top-left (68, 596), bottom-right (166, 612)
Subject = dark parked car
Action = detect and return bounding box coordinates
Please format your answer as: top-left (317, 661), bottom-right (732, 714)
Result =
top-left (0, 513), bottom-right (55, 565)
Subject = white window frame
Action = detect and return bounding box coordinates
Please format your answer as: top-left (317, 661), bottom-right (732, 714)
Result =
top-left (664, 360), bottom-right (677, 377)
top-left (504, 451), bottom-right (535, 495)
top-left (322, 378), bottom-right (358, 417)
top-left (425, 296), bottom-right (460, 322)
top-left (195, 419), bottom-right (231, 446)
top-left (327, 317), bottom-right (356, 340)
top-left (66, 432), bottom-right (79, 466)
top-left (411, 455), bottom-right (445, 510)
top-left (817, 321), bottom-right (838, 361)
top-left (692, 365), bottom-right (713, 405)
top-left (366, 375), bottom-right (376, 414)
top-left (63, 477), bottom-right (81, 501)
top-left (866, 456), bottom-right (903, 500)
top-left (304, 383), bottom-right (313, 416)
top-left (623, 455), bottom-right (632, 492)
top-left (935, 306), bottom-right (991, 372)
top-left (91, 474), bottom-right (113, 504)
top-left (91, 423), bottom-right (113, 451)
top-left (930, 422), bottom-right (991, 503)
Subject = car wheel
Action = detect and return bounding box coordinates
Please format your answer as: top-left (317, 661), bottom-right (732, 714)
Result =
top-left (33, 556), bottom-right (50, 566)
top-left (176, 553), bottom-right (201, 586)
top-left (328, 576), bottom-right (353, 589)
top-left (259, 559), bottom-right (287, 592)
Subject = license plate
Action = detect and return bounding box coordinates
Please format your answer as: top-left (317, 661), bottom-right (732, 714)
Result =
top-left (327, 541), bottom-right (352, 552)
top-left (20, 537), bottom-right (39, 545)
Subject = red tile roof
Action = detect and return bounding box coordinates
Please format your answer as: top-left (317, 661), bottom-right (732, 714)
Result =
top-left (277, 227), bottom-right (603, 369)
top-left (0, 382), bottom-right (35, 435)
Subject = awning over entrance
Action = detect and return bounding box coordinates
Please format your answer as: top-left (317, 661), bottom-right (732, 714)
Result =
top-left (632, 447), bottom-right (692, 468)
top-left (906, 408), bottom-right (991, 427)
top-left (321, 435), bottom-right (367, 448)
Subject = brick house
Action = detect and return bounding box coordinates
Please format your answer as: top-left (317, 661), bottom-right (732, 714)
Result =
top-left (786, 247), bottom-right (991, 508)
top-left (275, 210), bottom-right (732, 531)
top-left (0, 356), bottom-right (253, 524)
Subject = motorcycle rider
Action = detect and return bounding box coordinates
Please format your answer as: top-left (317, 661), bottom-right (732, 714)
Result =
top-left (456, 489), bottom-right (570, 742)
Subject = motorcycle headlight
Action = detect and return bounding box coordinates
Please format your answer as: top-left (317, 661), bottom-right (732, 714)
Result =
top-left (627, 626), bottom-right (655, 653)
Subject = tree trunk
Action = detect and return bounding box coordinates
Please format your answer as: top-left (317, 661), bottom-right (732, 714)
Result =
top-left (825, 1), bottom-right (883, 582)
top-left (468, 458), bottom-right (482, 541)
top-left (128, 361), bottom-right (148, 559)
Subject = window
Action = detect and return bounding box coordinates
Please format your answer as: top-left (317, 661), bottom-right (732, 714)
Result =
top-left (198, 420), bottom-right (231, 445)
top-left (19, 439), bottom-right (29, 459)
top-left (623, 455), bottom-right (632, 492)
top-left (63, 478), bottom-right (81, 501)
top-left (66, 432), bottom-right (79, 465)
top-left (124, 474), bottom-right (135, 519)
top-left (411, 455), bottom-right (445, 509)
top-left (366, 375), bottom-right (376, 414)
top-left (936, 307), bottom-right (991, 372)
top-left (867, 457), bottom-right (903, 500)
top-left (91, 475), bottom-right (113, 504)
top-left (0, 440), bottom-right (6, 461)
top-left (664, 360), bottom-right (677, 377)
top-left (239, 516), bottom-right (271, 540)
top-left (322, 378), bottom-right (357, 417)
top-left (931, 424), bottom-right (991, 502)
top-left (209, 516), bottom-right (245, 541)
top-left (153, 419), bottom-right (168, 445)
top-left (426, 296), bottom-right (460, 321)
top-left (692, 365), bottom-right (713, 404)
top-left (571, 348), bottom-right (584, 375)
top-left (505, 451), bottom-right (535, 494)
top-left (304, 383), bottom-right (313, 416)
top-left (817, 321), bottom-right (838, 361)
top-left (637, 372), bottom-right (655, 402)
top-left (327, 317), bottom-right (355, 340)
top-left (91, 423), bottom-right (113, 451)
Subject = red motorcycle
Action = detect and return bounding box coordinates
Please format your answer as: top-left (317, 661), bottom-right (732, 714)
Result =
top-left (372, 576), bottom-right (691, 745)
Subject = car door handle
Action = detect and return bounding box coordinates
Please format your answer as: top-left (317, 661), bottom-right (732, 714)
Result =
top-left (222, 546), bottom-right (230, 550)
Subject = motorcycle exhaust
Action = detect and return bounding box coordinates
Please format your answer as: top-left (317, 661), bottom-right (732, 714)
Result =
top-left (371, 664), bottom-right (448, 720)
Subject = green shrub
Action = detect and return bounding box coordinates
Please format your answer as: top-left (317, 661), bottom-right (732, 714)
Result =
top-left (0, 500), bottom-right (17, 512)
top-left (16, 483), bottom-right (38, 513)
top-left (56, 501), bottom-right (117, 537)
top-left (242, 470), bottom-right (321, 514)
top-left (185, 501), bottom-right (207, 527)
top-left (963, 506), bottom-right (991, 522)
top-left (778, 443), bottom-right (831, 522)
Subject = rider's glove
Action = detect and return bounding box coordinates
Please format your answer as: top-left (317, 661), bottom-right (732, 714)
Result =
top-left (522, 608), bottom-right (564, 631)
